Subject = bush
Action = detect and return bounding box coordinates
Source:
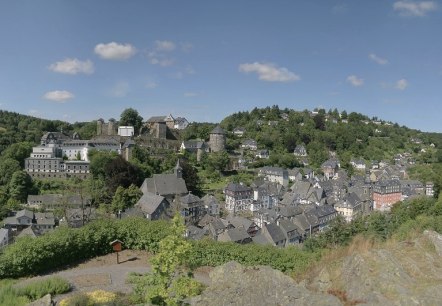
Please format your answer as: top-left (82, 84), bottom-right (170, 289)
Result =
top-left (0, 217), bottom-right (171, 278)
top-left (16, 276), bottom-right (70, 300)
top-left (0, 277), bottom-right (70, 306)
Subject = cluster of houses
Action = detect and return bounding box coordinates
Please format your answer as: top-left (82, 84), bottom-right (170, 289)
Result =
top-left (24, 113), bottom-right (190, 180)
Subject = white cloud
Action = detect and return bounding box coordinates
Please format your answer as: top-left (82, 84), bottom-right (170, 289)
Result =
top-left (154, 40), bottom-right (176, 52)
top-left (395, 78), bottom-right (408, 90)
top-left (146, 81), bottom-right (158, 89)
top-left (94, 42), bottom-right (136, 60)
top-left (393, 1), bottom-right (437, 17)
top-left (110, 81), bottom-right (129, 97)
top-left (148, 53), bottom-right (175, 67)
top-left (346, 75), bottom-right (364, 87)
top-left (43, 90), bottom-right (74, 102)
top-left (239, 62), bottom-right (300, 82)
top-left (369, 53), bottom-right (388, 65)
top-left (49, 58), bottom-right (94, 74)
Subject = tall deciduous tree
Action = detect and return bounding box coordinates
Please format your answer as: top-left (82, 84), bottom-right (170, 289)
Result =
top-left (120, 108), bottom-right (143, 135)
top-left (8, 170), bottom-right (33, 203)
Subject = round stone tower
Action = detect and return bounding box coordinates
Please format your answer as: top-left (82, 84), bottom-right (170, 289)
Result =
top-left (209, 125), bottom-right (226, 152)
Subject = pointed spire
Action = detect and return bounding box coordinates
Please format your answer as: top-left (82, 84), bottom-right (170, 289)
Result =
top-left (175, 159), bottom-right (183, 178)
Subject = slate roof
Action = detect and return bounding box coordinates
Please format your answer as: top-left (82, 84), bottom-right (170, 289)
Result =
top-left (17, 226), bottom-right (38, 238)
top-left (136, 192), bottom-right (168, 215)
top-left (259, 166), bottom-right (287, 176)
top-left (180, 193), bottom-right (202, 207)
top-left (141, 174), bottom-right (188, 196)
top-left (226, 215), bottom-right (254, 230)
top-left (225, 183), bottom-right (252, 193)
top-left (34, 212), bottom-right (55, 226)
top-left (182, 140), bottom-right (206, 150)
top-left (264, 223), bottom-right (286, 244)
top-left (16, 209), bottom-right (34, 220)
top-left (335, 192), bottom-right (361, 209)
top-left (218, 227), bottom-right (250, 242)
top-left (210, 125), bottom-right (225, 134)
top-left (146, 116), bottom-right (166, 123)
top-left (278, 219), bottom-right (299, 235)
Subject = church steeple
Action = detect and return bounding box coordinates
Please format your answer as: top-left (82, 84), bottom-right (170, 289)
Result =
top-left (174, 159), bottom-right (183, 179)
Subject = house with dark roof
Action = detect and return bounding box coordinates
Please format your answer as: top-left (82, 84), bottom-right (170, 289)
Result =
top-left (180, 193), bottom-right (205, 224)
top-left (253, 223), bottom-right (286, 247)
top-left (174, 117), bottom-right (189, 130)
top-left (334, 192), bottom-right (363, 222)
top-left (241, 139), bottom-right (258, 151)
top-left (255, 149), bottom-right (269, 159)
top-left (135, 192), bottom-right (170, 220)
top-left (278, 219), bottom-right (301, 245)
top-left (202, 194), bottom-right (220, 216)
top-left (293, 145), bottom-right (308, 157)
top-left (233, 127), bottom-right (246, 137)
top-left (226, 215), bottom-right (259, 237)
top-left (224, 183), bottom-right (253, 213)
top-left (2, 209), bottom-right (34, 231)
top-left (321, 159), bottom-right (340, 180)
top-left (140, 162), bottom-right (188, 202)
top-left (373, 179), bottom-right (402, 211)
top-left (258, 166), bottom-right (289, 187)
top-left (218, 227), bottom-right (251, 244)
top-left (34, 212), bottom-right (55, 233)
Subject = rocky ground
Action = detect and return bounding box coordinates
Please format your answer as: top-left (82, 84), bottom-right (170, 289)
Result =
top-left (23, 230), bottom-right (442, 305)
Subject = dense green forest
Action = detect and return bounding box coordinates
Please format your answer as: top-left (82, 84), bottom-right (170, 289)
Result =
top-left (220, 106), bottom-right (442, 167)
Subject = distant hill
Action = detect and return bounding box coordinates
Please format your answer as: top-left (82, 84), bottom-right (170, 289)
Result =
top-left (0, 110), bottom-right (96, 153)
top-left (219, 106), bottom-right (442, 167)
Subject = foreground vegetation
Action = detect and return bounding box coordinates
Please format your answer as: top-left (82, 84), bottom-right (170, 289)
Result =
top-left (0, 277), bottom-right (70, 306)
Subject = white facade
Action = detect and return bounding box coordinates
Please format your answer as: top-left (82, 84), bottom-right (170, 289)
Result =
top-left (118, 126), bottom-right (135, 137)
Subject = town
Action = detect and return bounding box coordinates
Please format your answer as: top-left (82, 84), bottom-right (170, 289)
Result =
top-left (0, 107), bottom-right (437, 250)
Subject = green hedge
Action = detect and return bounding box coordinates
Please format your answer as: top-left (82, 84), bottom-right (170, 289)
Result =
top-left (0, 218), bottom-right (171, 278)
top-left (0, 217), bottom-right (319, 278)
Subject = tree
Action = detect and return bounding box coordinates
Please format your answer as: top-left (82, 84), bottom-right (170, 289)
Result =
top-left (207, 151), bottom-right (230, 172)
top-left (110, 184), bottom-right (142, 213)
top-left (104, 156), bottom-right (144, 194)
top-left (145, 214), bottom-right (203, 305)
top-left (120, 108), bottom-right (143, 135)
top-left (88, 150), bottom-right (118, 179)
top-left (0, 158), bottom-right (21, 186)
top-left (8, 170), bottom-right (33, 203)
top-left (180, 159), bottom-right (201, 195)
top-left (0, 142), bottom-right (33, 167)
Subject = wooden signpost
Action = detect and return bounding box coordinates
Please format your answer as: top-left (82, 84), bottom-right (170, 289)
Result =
top-left (110, 239), bottom-right (123, 264)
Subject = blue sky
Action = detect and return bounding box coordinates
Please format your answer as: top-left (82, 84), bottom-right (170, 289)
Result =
top-left (1, 1), bottom-right (441, 132)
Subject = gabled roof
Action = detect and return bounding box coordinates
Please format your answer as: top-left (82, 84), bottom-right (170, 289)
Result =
top-left (136, 192), bottom-right (168, 215)
top-left (141, 174), bottom-right (188, 196)
top-left (180, 193), bottom-right (202, 206)
top-left (34, 212), bottom-right (55, 226)
top-left (17, 226), bottom-right (38, 238)
top-left (146, 116), bottom-right (166, 123)
top-left (226, 215), bottom-right (254, 230)
top-left (218, 227), bottom-right (250, 242)
top-left (225, 183), bottom-right (252, 193)
top-left (264, 223), bottom-right (286, 243)
top-left (278, 219), bottom-right (299, 235)
top-left (16, 209), bottom-right (34, 220)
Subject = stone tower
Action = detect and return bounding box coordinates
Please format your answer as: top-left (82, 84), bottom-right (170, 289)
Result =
top-left (97, 118), bottom-right (105, 136)
top-left (209, 125), bottom-right (226, 152)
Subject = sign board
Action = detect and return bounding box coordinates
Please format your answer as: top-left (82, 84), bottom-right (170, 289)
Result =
top-left (110, 239), bottom-right (123, 252)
